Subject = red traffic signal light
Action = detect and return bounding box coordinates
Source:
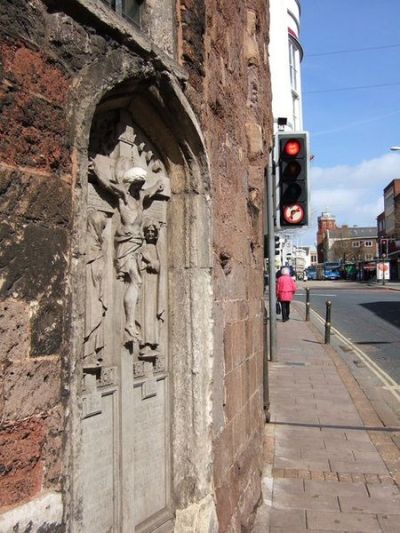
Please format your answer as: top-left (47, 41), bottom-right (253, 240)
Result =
top-left (283, 139), bottom-right (301, 157)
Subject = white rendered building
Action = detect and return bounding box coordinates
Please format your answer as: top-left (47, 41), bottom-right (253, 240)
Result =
top-left (269, 0), bottom-right (304, 132)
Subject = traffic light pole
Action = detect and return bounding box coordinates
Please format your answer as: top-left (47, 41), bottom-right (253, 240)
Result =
top-left (266, 154), bottom-right (277, 362)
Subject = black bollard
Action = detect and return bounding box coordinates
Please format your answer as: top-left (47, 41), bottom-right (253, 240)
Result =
top-left (325, 300), bottom-right (332, 344)
top-left (305, 288), bottom-right (310, 322)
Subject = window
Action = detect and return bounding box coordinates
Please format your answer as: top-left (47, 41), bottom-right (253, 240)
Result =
top-left (363, 240), bottom-right (373, 247)
top-left (289, 39), bottom-right (299, 93)
top-left (352, 241), bottom-right (360, 248)
top-left (102, 0), bottom-right (144, 25)
top-left (365, 254), bottom-right (374, 261)
top-left (288, 37), bottom-right (302, 130)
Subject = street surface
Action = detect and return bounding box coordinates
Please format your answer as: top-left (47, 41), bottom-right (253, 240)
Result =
top-left (295, 281), bottom-right (400, 384)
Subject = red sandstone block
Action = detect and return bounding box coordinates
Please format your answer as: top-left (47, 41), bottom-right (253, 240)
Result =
top-left (245, 319), bottom-right (254, 356)
top-left (0, 418), bottom-right (45, 509)
top-left (248, 355), bottom-right (257, 395)
top-left (232, 409), bottom-right (247, 456)
top-left (213, 424), bottom-right (234, 488)
top-left (232, 320), bottom-right (247, 367)
top-left (215, 481), bottom-right (234, 532)
top-left (224, 368), bottom-right (242, 421)
top-left (0, 299), bottom-right (30, 362)
top-left (224, 323), bottom-right (234, 374)
top-left (0, 91), bottom-right (70, 172)
top-left (1, 43), bottom-right (69, 104)
top-left (240, 361), bottom-right (250, 407)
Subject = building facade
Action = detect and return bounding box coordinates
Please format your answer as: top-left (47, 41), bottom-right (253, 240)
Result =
top-left (0, 1), bottom-right (272, 531)
top-left (377, 179), bottom-right (400, 279)
top-left (324, 227), bottom-right (378, 264)
top-left (269, 0), bottom-right (303, 132)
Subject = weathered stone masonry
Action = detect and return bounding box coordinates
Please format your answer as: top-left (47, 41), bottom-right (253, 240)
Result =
top-left (179, 1), bottom-right (272, 530)
top-left (0, 0), bottom-right (272, 531)
top-left (0, 0), bottom-right (72, 522)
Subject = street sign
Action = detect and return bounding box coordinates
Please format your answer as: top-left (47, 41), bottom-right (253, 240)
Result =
top-left (376, 261), bottom-right (390, 280)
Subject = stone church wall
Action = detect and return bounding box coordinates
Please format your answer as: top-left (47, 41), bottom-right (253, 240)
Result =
top-left (0, 0), bottom-right (272, 531)
top-left (180, 1), bottom-right (272, 530)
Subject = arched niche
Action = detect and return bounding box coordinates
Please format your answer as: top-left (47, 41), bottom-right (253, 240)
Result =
top-left (64, 52), bottom-right (216, 532)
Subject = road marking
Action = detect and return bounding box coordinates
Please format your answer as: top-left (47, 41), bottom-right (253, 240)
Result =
top-left (296, 293), bottom-right (337, 297)
top-left (383, 385), bottom-right (400, 392)
top-left (309, 307), bottom-right (400, 403)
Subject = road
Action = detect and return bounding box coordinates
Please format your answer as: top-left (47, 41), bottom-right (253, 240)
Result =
top-left (294, 282), bottom-right (400, 384)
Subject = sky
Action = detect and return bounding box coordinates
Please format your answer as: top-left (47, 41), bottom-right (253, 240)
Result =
top-left (298, 0), bottom-right (400, 246)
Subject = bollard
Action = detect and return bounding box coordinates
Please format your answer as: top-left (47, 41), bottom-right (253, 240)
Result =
top-left (305, 288), bottom-right (310, 322)
top-left (325, 300), bottom-right (332, 344)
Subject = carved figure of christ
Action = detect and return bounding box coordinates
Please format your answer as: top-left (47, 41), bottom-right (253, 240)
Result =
top-left (89, 157), bottom-right (164, 343)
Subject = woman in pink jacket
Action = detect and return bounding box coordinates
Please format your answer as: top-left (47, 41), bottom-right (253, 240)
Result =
top-left (276, 267), bottom-right (297, 322)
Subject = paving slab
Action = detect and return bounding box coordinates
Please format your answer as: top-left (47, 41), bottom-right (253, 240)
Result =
top-left (251, 303), bottom-right (400, 532)
top-left (307, 510), bottom-right (381, 532)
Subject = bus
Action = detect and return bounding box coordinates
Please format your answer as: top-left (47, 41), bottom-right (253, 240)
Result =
top-left (323, 262), bottom-right (342, 280)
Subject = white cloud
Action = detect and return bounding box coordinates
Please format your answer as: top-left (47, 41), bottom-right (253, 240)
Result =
top-left (299, 153), bottom-right (400, 246)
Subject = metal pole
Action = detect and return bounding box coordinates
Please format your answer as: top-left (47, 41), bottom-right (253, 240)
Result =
top-left (305, 287), bottom-right (310, 321)
top-left (263, 305), bottom-right (270, 422)
top-left (382, 252), bottom-right (386, 286)
top-left (324, 300), bottom-right (332, 344)
top-left (266, 154), bottom-right (277, 361)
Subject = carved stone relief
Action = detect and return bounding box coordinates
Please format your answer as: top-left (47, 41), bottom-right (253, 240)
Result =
top-left (81, 109), bottom-right (172, 531)
top-left (83, 109), bottom-right (170, 379)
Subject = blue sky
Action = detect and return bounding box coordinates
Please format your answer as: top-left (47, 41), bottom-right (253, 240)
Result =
top-left (298, 0), bottom-right (400, 245)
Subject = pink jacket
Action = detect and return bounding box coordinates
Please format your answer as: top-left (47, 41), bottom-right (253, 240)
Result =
top-left (276, 275), bottom-right (297, 302)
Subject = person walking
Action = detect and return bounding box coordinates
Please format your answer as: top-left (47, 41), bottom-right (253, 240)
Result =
top-left (276, 267), bottom-right (297, 322)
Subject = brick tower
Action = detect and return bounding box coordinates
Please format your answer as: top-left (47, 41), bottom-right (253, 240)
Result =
top-left (317, 211), bottom-right (337, 262)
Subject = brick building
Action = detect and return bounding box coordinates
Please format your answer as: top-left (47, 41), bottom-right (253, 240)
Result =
top-left (324, 227), bottom-right (378, 264)
top-left (316, 211), bottom-right (337, 263)
top-left (0, 0), bottom-right (272, 531)
top-left (377, 179), bottom-right (400, 279)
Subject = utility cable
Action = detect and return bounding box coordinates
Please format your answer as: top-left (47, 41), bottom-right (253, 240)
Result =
top-left (305, 81), bottom-right (400, 95)
top-left (307, 43), bottom-right (400, 57)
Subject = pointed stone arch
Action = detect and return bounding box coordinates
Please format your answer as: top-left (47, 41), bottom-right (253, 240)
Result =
top-left (64, 51), bottom-right (217, 532)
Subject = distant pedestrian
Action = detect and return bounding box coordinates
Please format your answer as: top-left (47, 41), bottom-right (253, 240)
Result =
top-left (276, 266), bottom-right (297, 322)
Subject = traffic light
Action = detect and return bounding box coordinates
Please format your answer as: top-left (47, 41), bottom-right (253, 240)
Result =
top-left (275, 235), bottom-right (280, 255)
top-left (277, 132), bottom-right (309, 227)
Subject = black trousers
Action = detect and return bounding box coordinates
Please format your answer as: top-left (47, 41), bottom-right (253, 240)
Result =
top-left (281, 301), bottom-right (290, 321)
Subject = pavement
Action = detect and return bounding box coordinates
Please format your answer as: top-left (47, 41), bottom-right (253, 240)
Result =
top-left (252, 300), bottom-right (400, 533)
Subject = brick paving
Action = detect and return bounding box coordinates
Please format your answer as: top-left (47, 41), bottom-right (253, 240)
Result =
top-left (252, 305), bottom-right (400, 532)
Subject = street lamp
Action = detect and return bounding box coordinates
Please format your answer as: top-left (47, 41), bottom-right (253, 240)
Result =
top-left (390, 146), bottom-right (400, 151)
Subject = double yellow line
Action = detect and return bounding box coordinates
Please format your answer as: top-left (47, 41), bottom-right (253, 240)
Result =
top-left (310, 307), bottom-right (400, 404)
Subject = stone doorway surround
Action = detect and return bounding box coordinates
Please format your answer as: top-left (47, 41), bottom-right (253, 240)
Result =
top-left (64, 50), bottom-right (217, 532)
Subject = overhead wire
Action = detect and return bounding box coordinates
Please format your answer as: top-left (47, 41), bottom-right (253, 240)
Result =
top-left (307, 43), bottom-right (400, 57)
top-left (305, 81), bottom-right (400, 95)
